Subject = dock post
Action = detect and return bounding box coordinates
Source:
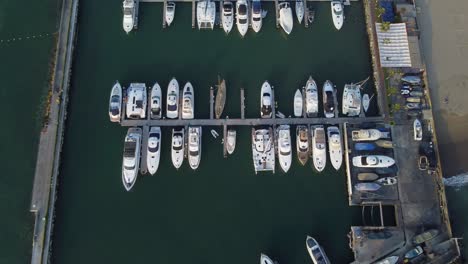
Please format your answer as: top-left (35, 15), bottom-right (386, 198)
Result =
top-left (162, 0), bottom-right (167, 28)
top-left (192, 0), bottom-right (196, 29)
top-left (210, 86), bottom-right (214, 119)
top-left (223, 124), bottom-right (227, 158)
top-left (219, 1), bottom-right (224, 29)
top-left (304, 1), bottom-right (309, 28)
top-left (240, 87), bottom-right (245, 119)
top-left (179, 88), bottom-right (183, 120)
top-left (275, 0), bottom-right (280, 28)
top-left (140, 125), bottom-right (149, 175)
top-left (302, 87), bottom-right (307, 118)
top-left (134, 0), bottom-right (140, 29)
top-left (271, 86), bottom-right (276, 119)
top-left (333, 86), bottom-right (339, 118)
top-left (184, 125), bottom-right (189, 158)
top-left (121, 88), bottom-right (127, 123)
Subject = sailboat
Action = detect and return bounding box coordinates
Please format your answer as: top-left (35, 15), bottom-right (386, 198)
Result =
top-left (215, 77), bottom-right (226, 119)
top-left (197, 0), bottom-right (216, 30)
top-left (331, 0), bottom-right (344, 30)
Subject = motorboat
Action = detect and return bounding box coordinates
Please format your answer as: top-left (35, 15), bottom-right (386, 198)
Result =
top-left (215, 78), bottom-right (226, 119)
top-left (147, 126), bottom-right (161, 175)
top-left (296, 125), bottom-right (309, 165)
top-left (352, 129), bottom-right (389, 141)
top-left (362, 94), bottom-right (370, 112)
top-left (404, 246), bottom-right (424, 260)
top-left (295, 0), bottom-right (304, 24)
top-left (331, 0), bottom-right (344, 30)
top-left (374, 256), bottom-right (399, 264)
top-left (150, 82), bottom-right (162, 119)
top-left (165, 2), bottom-right (176, 26)
top-left (294, 89), bottom-right (303, 117)
top-left (327, 126), bottom-right (343, 170)
top-left (221, 1), bottom-right (234, 34)
top-left (342, 84), bottom-right (361, 116)
top-left (236, 0), bottom-right (249, 37)
top-left (277, 125), bottom-right (292, 173)
top-left (226, 129), bottom-right (236, 154)
top-left (375, 140), bottom-right (393, 149)
top-left (126, 83), bottom-right (147, 119)
top-left (122, 0), bottom-right (136, 33)
top-left (122, 127), bottom-right (142, 191)
top-left (279, 2), bottom-right (293, 34)
top-left (188, 127), bottom-right (202, 170)
top-left (357, 173), bottom-right (379, 181)
top-left (251, 0), bottom-right (262, 33)
top-left (182, 82), bottom-right (195, 119)
top-left (414, 119), bottom-right (423, 141)
top-left (406, 96), bottom-right (421, 103)
top-left (260, 254), bottom-right (275, 264)
top-left (323, 80), bottom-right (335, 118)
top-left (171, 128), bottom-right (185, 169)
top-left (401, 75), bottom-right (421, 85)
top-left (166, 78), bottom-right (179, 119)
top-left (355, 182), bottom-right (381, 192)
top-left (252, 127), bottom-right (275, 173)
top-left (376, 177), bottom-right (397, 186)
top-left (306, 236), bottom-right (331, 264)
top-left (260, 81), bottom-right (273, 118)
top-left (412, 229), bottom-right (439, 245)
top-left (109, 81), bottom-right (122, 122)
top-left (197, 0), bottom-right (216, 30)
top-left (353, 155), bottom-right (395, 168)
top-left (354, 142), bottom-right (376, 151)
top-left (305, 77), bottom-right (319, 117)
top-left (312, 126), bottom-right (327, 172)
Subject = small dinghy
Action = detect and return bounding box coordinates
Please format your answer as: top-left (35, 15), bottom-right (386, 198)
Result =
top-left (375, 140), bottom-right (393, 149)
top-left (294, 89), bottom-right (303, 117)
top-left (358, 173), bottom-right (379, 181)
top-left (362, 94), bottom-right (370, 112)
top-left (354, 142), bottom-right (376, 151)
top-left (355, 182), bottom-right (381, 192)
top-left (211, 129), bottom-right (219, 138)
top-left (376, 177), bottom-right (398, 186)
top-left (414, 119), bottom-right (423, 141)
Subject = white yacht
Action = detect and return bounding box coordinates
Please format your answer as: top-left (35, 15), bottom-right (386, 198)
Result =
top-left (147, 126), bottom-right (161, 175)
top-left (295, 0), bottom-right (305, 24)
top-left (122, 0), bottom-right (136, 33)
top-left (414, 119), bottom-right (423, 141)
top-left (109, 81), bottom-right (122, 122)
top-left (306, 236), bottom-right (331, 264)
top-left (221, 1), bottom-right (234, 34)
top-left (305, 77), bottom-right (319, 117)
top-left (236, 0), bottom-right (249, 37)
top-left (252, 127), bottom-right (275, 173)
top-left (122, 127), bottom-right (142, 191)
top-left (342, 84), bottom-right (361, 116)
top-left (182, 82), bottom-right (195, 119)
top-left (188, 127), bottom-right (202, 170)
top-left (126, 83), bottom-right (147, 119)
top-left (260, 254), bottom-right (275, 264)
top-left (294, 89), bottom-right (303, 117)
top-left (353, 155), bottom-right (395, 168)
top-left (352, 129), bottom-right (390, 141)
top-left (150, 82), bottom-right (162, 119)
top-left (296, 125), bottom-right (309, 165)
top-left (312, 126), bottom-right (327, 172)
top-left (327, 126), bottom-right (343, 170)
top-left (279, 2), bottom-right (293, 34)
top-left (277, 125), bottom-right (292, 173)
top-left (166, 78), bottom-right (179, 119)
top-left (260, 81), bottom-right (273, 118)
top-left (197, 0), bottom-right (216, 30)
top-left (251, 0), bottom-right (262, 33)
top-left (226, 129), bottom-right (237, 154)
top-left (171, 128), bottom-right (185, 169)
top-left (323, 80), bottom-right (335, 118)
top-left (165, 2), bottom-right (176, 26)
top-left (331, 1), bottom-right (344, 30)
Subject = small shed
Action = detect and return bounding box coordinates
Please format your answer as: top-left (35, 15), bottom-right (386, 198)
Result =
top-left (375, 23), bottom-right (412, 68)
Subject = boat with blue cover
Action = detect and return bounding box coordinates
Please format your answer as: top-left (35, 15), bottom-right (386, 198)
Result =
top-left (354, 142), bottom-right (376, 151)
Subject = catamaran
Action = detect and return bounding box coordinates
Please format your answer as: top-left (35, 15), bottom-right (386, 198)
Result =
top-left (122, 127), bottom-right (142, 191)
top-left (342, 83), bottom-right (361, 116)
top-left (236, 0), bottom-right (249, 37)
top-left (122, 0), bottom-right (136, 33)
top-left (312, 126), bottom-right (327, 172)
top-left (277, 125), bottom-right (292, 173)
top-left (221, 1), bottom-right (234, 34)
top-left (252, 127), bottom-right (275, 173)
top-left (171, 128), bottom-right (185, 169)
top-left (188, 126), bottom-right (202, 170)
top-left (296, 125), bottom-right (309, 165)
top-left (331, 0), bottom-right (344, 30)
top-left (306, 236), bottom-right (331, 264)
top-left (279, 2), bottom-right (293, 34)
top-left (182, 82), bottom-right (195, 119)
top-left (150, 82), bottom-right (162, 119)
top-left (294, 89), bottom-right (303, 117)
top-left (251, 0), bottom-right (262, 33)
top-left (323, 80), bottom-right (335, 118)
top-left (109, 81), bottom-right (122, 122)
top-left (165, 2), bottom-right (176, 26)
top-left (147, 126), bottom-right (161, 175)
top-left (305, 77), bottom-right (319, 117)
top-left (260, 81), bottom-right (273, 118)
top-left (197, 0), bottom-right (216, 30)
top-left (126, 83), bottom-right (147, 119)
top-left (166, 78), bottom-right (179, 119)
top-left (327, 126), bottom-right (343, 170)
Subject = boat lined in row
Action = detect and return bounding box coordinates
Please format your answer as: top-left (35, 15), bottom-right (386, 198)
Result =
top-left (197, 0), bottom-right (216, 30)
top-left (278, 125), bottom-right (292, 173)
top-left (171, 128), bottom-right (185, 169)
top-left (147, 127), bottom-right (161, 175)
top-left (109, 81), bottom-right (122, 122)
top-left (296, 125), bottom-right (309, 165)
top-left (165, 2), bottom-right (176, 26)
top-left (252, 127), bottom-right (275, 173)
top-left (260, 81), bottom-right (273, 118)
top-left (312, 126), bottom-right (327, 172)
top-left (126, 83), bottom-right (147, 119)
top-left (331, 0), bottom-right (344, 30)
top-left (122, 127), bottom-right (142, 191)
top-left (236, 0), bottom-right (249, 37)
top-left (122, 0), bottom-right (136, 33)
top-left (150, 83), bottom-right (162, 119)
top-left (188, 127), bottom-right (202, 169)
top-left (279, 2), bottom-right (293, 34)
top-left (221, 1), bottom-right (234, 34)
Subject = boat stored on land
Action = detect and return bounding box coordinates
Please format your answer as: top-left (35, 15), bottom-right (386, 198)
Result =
top-left (279, 2), bottom-right (293, 34)
top-left (171, 128), bottom-right (184, 169)
top-left (353, 155), bottom-right (395, 168)
top-left (357, 173), bottom-right (379, 181)
top-left (327, 126), bottom-right (342, 170)
top-left (166, 78), bottom-right (179, 119)
top-left (296, 125), bottom-right (309, 165)
top-left (188, 126), bottom-right (202, 170)
top-left (355, 182), bottom-right (381, 192)
top-left (122, 127), bottom-right (142, 191)
top-left (295, 0), bottom-right (304, 24)
top-left (236, 0), bottom-right (249, 37)
top-left (252, 127), bottom-right (275, 173)
top-left (305, 77), bottom-right (319, 117)
top-left (165, 2), bottom-right (176, 26)
top-left (150, 82), bottom-right (162, 119)
top-left (251, 0), bottom-right (262, 33)
top-left (306, 236), bottom-right (331, 264)
top-left (221, 1), bottom-right (234, 34)
top-left (412, 229), bottom-right (439, 245)
top-left (197, 0), bottom-right (216, 29)
top-left (342, 84), bottom-right (361, 116)
top-left (226, 129), bottom-right (236, 154)
top-left (122, 0), bottom-right (136, 33)
top-left (277, 125), bottom-right (292, 173)
top-left (109, 81), bottom-right (122, 122)
top-left (354, 142), bottom-right (376, 151)
top-left (215, 78), bottom-right (226, 119)
top-left (182, 82), bottom-right (195, 119)
top-left (352, 129), bottom-right (389, 141)
top-left (376, 176), bottom-right (397, 185)
top-left (323, 80), bottom-right (335, 118)
top-left (375, 140), bottom-right (393, 149)
top-left (126, 83), bottom-right (147, 119)
top-left (260, 81), bottom-right (273, 118)
top-left (312, 126), bottom-right (327, 172)
top-left (147, 126), bottom-right (161, 175)
top-left (414, 119), bottom-right (423, 141)
top-left (294, 89), bottom-right (303, 117)
top-left (331, 0), bottom-right (344, 30)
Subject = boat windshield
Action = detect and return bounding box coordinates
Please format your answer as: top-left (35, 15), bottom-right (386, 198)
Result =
top-left (149, 143), bottom-right (159, 153)
top-left (190, 150), bottom-right (199, 156)
top-left (124, 165), bottom-right (135, 170)
top-left (111, 95), bottom-right (120, 103)
top-left (238, 4), bottom-right (247, 15)
top-left (239, 18), bottom-right (247, 24)
top-left (280, 150), bottom-right (291, 155)
top-left (168, 103), bottom-right (177, 111)
top-left (124, 8), bottom-right (133, 16)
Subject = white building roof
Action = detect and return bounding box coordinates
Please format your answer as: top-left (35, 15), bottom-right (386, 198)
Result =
top-left (375, 23), bottom-right (412, 68)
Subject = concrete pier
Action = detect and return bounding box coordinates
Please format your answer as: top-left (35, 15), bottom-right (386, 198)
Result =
top-left (140, 125), bottom-right (149, 174)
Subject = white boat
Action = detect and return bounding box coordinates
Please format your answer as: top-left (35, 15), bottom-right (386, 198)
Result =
top-left (122, 127), bottom-right (142, 191)
top-left (353, 155), bottom-right (395, 168)
top-left (236, 0), bottom-right (249, 37)
top-left (221, 1), bottom-right (234, 34)
top-left (306, 236), bottom-right (331, 264)
top-left (331, 1), bottom-right (344, 30)
top-left (295, 0), bottom-right (305, 24)
top-left (374, 256), bottom-right (399, 264)
top-left (376, 176), bottom-right (398, 186)
top-left (126, 83), bottom-right (147, 119)
top-left (414, 119), bottom-right (423, 141)
top-left (277, 125), bottom-right (292, 173)
top-left (260, 81), bottom-right (273, 118)
top-left (342, 84), bottom-right (361, 116)
top-left (327, 126), bottom-right (343, 170)
top-left (305, 76), bottom-right (319, 117)
top-left (182, 82), bottom-right (195, 119)
top-left (312, 126), bottom-right (327, 172)
top-left (188, 126), bottom-right (202, 170)
top-left (294, 89), bottom-right (303, 117)
top-left (260, 254), bottom-right (275, 264)
top-left (122, 0), bottom-right (136, 33)
top-left (296, 125), bottom-right (309, 165)
top-left (211, 129), bottom-right (219, 138)
top-left (166, 78), bottom-right (179, 119)
top-left (323, 80), bottom-right (335, 118)
top-left (171, 128), bottom-right (185, 169)
top-left (165, 2), bottom-right (176, 26)
top-left (352, 129), bottom-right (389, 141)
top-left (355, 182), bottom-right (381, 192)
top-left (226, 129), bottom-right (236, 154)
top-left (109, 81), bottom-right (122, 122)
top-left (197, 0), bottom-right (216, 30)
top-left (252, 127), bottom-right (275, 173)
top-left (362, 94), bottom-right (370, 112)
top-left (150, 82), bottom-right (162, 119)
top-left (147, 127), bottom-right (161, 175)
top-left (279, 2), bottom-right (293, 35)
top-left (251, 0), bottom-right (262, 33)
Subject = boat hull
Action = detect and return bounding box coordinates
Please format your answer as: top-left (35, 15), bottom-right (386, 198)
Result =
top-left (221, 2), bottom-right (234, 34)
top-left (305, 77), bottom-right (319, 117)
top-left (279, 3), bottom-right (293, 34)
top-left (312, 126), bottom-right (327, 172)
top-left (226, 130), bottom-right (236, 154)
top-left (352, 155), bottom-right (395, 168)
top-left (188, 127), bottom-right (202, 170)
top-left (278, 125), bottom-right (292, 173)
top-left (171, 128), bottom-right (185, 169)
top-left (295, 0), bottom-right (304, 24)
top-left (182, 82), bottom-right (195, 119)
top-left (122, 127), bottom-right (142, 191)
top-left (323, 80), bottom-right (335, 118)
top-left (331, 1), bottom-right (344, 30)
top-left (236, 0), bottom-right (249, 37)
top-left (109, 81), bottom-right (122, 122)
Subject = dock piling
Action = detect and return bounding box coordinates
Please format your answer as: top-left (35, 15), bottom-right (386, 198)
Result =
top-left (140, 125), bottom-right (149, 175)
top-left (192, 0), bottom-right (196, 28)
top-left (271, 86), bottom-right (276, 119)
top-left (210, 86), bottom-right (214, 119)
top-left (240, 87), bottom-right (245, 119)
top-left (223, 124), bottom-right (227, 158)
top-left (162, 0), bottom-right (167, 28)
top-left (275, 0), bottom-right (280, 28)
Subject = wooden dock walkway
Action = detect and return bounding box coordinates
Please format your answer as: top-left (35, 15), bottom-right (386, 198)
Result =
top-left (140, 125), bottom-right (149, 174)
